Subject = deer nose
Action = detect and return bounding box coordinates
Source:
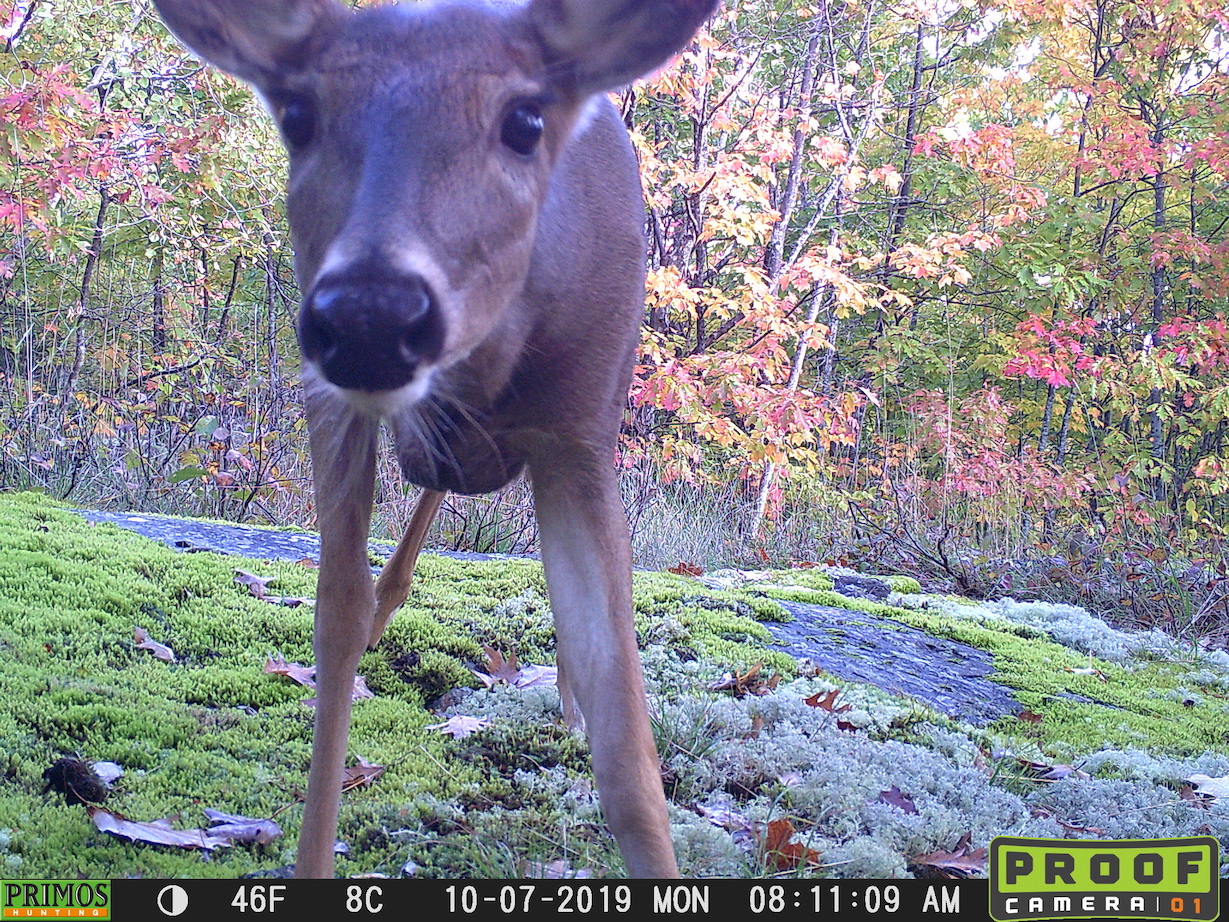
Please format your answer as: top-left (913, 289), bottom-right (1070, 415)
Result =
top-left (299, 267), bottom-right (445, 392)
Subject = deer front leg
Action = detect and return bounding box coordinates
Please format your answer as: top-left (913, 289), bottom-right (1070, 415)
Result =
top-left (530, 460), bottom-right (678, 879)
top-left (369, 488), bottom-right (447, 648)
top-left (295, 391), bottom-right (381, 879)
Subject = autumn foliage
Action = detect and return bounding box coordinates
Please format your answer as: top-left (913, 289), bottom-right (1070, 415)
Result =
top-left (2, 0), bottom-right (1229, 621)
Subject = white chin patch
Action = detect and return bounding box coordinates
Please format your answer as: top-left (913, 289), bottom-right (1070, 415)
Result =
top-left (307, 362), bottom-right (435, 419)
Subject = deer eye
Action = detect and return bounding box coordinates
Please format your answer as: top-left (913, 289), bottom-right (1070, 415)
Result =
top-left (278, 95), bottom-right (316, 149)
top-left (500, 103), bottom-right (544, 156)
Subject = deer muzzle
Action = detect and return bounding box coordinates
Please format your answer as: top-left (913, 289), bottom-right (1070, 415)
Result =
top-left (298, 264), bottom-right (446, 393)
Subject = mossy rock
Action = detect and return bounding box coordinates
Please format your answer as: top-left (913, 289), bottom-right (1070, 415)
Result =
top-left (0, 491), bottom-right (789, 878)
top-left (3, 491), bottom-right (1227, 880)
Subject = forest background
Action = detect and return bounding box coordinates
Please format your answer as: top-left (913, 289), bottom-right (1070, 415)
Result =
top-left (2, 0), bottom-right (1229, 644)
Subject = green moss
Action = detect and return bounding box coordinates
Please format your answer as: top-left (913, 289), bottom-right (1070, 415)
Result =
top-left (0, 492), bottom-right (793, 878)
top-left (628, 572), bottom-right (794, 675)
top-left (886, 575), bottom-right (922, 594)
top-left (3, 491), bottom-right (1225, 880)
top-left (746, 582), bottom-right (1229, 757)
top-left (0, 493), bottom-right (486, 877)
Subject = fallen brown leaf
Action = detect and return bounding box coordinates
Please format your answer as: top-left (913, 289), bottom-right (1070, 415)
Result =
top-left (474, 646), bottom-right (558, 689)
top-left (1186, 773), bottom-right (1229, 802)
top-left (264, 656), bottom-right (373, 704)
top-left (264, 656), bottom-right (317, 689)
top-left (804, 687), bottom-right (858, 730)
top-left (708, 662), bottom-right (781, 698)
top-left (910, 835), bottom-right (988, 878)
top-left (134, 626), bottom-right (175, 663)
top-left (234, 569), bottom-right (275, 599)
top-left (760, 818), bottom-right (823, 872)
top-left (88, 807), bottom-right (230, 851)
top-left (667, 562), bottom-right (704, 577)
top-left (804, 688), bottom-right (853, 713)
top-left (341, 757), bottom-right (385, 792)
top-left (235, 570), bottom-right (312, 606)
top-left (877, 785), bottom-right (919, 815)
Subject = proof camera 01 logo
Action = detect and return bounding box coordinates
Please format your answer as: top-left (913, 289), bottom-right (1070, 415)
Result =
top-left (990, 836), bottom-right (1219, 921)
top-left (3, 881), bottom-right (111, 919)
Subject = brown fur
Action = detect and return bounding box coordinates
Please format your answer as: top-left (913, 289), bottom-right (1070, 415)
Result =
top-left (152, 0), bottom-right (718, 879)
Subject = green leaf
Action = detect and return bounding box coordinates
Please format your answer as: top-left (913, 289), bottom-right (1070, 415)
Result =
top-left (169, 466), bottom-right (210, 483)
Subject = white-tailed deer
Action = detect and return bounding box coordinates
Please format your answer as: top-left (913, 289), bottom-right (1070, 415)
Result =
top-left (152, 0), bottom-right (717, 879)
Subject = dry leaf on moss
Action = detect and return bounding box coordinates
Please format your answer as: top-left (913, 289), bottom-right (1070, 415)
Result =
top-left (264, 656), bottom-right (373, 704)
top-left (427, 715), bottom-right (494, 738)
top-left (667, 561), bottom-right (704, 576)
top-left (709, 662), bottom-right (780, 697)
top-left (342, 757), bottom-right (385, 791)
top-left (89, 806), bottom-right (282, 850)
top-left (910, 835), bottom-right (988, 878)
top-left (134, 626), bottom-right (175, 663)
top-left (1186, 773), bottom-right (1229, 801)
top-left (877, 785), bottom-right (919, 815)
top-left (234, 569), bottom-right (275, 598)
top-left (235, 569), bottom-right (311, 606)
top-left (760, 818), bottom-right (822, 871)
top-left (89, 807), bottom-right (228, 851)
top-left (804, 688), bottom-right (853, 713)
top-left (474, 646), bottom-right (557, 689)
top-left (264, 656), bottom-right (316, 688)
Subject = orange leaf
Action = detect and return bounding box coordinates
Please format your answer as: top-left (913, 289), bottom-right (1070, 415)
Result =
top-left (761, 819), bottom-right (822, 871)
top-left (805, 688), bottom-right (852, 713)
top-left (668, 561), bottom-right (704, 576)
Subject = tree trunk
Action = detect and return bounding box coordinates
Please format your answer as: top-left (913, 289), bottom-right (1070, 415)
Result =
top-left (63, 188), bottom-right (110, 403)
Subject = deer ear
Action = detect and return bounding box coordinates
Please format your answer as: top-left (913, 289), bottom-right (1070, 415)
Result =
top-left (153, 0), bottom-right (345, 86)
top-left (528, 0), bottom-right (719, 95)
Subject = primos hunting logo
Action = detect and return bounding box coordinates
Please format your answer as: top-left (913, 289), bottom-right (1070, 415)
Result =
top-left (2, 882), bottom-right (111, 919)
top-left (990, 836), bottom-right (1219, 921)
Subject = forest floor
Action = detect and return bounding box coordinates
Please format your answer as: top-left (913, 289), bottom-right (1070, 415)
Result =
top-left (2, 491), bottom-right (1227, 879)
